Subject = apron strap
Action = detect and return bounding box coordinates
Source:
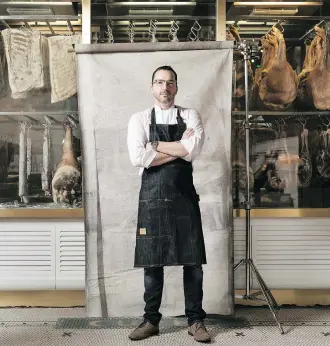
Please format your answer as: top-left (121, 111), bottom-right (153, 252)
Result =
top-left (151, 108), bottom-right (156, 126)
top-left (176, 107), bottom-right (185, 125)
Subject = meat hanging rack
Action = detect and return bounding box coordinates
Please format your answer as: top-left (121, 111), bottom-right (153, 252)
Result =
top-left (0, 111), bottom-right (79, 131)
top-left (233, 111), bottom-right (330, 118)
top-left (0, 15), bottom-right (80, 35)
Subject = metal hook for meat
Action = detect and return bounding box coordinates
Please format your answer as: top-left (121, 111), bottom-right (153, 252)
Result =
top-left (18, 117), bottom-right (31, 130)
top-left (126, 21), bottom-right (135, 43)
top-left (316, 20), bottom-right (326, 29)
top-left (277, 22), bottom-right (285, 33)
top-left (169, 21), bottom-right (179, 42)
top-left (26, 121), bottom-right (32, 130)
top-left (318, 114), bottom-right (328, 128)
top-left (19, 22), bottom-right (26, 31)
top-left (188, 20), bottom-right (201, 41)
top-left (279, 118), bottom-right (286, 126)
top-left (44, 116), bottom-right (52, 126)
top-left (297, 115), bottom-right (307, 128)
top-left (148, 20), bottom-right (158, 43)
top-left (272, 20), bottom-right (285, 33)
top-left (66, 115), bottom-right (76, 128)
top-left (273, 119), bottom-right (280, 133)
top-left (105, 20), bottom-right (114, 43)
top-left (325, 115), bottom-right (330, 129)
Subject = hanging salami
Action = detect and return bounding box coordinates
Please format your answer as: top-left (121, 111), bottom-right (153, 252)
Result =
top-left (19, 121), bottom-right (29, 204)
top-left (41, 123), bottom-right (52, 196)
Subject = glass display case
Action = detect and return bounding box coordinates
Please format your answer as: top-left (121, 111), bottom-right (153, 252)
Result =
top-left (0, 1), bottom-right (82, 211)
top-left (231, 17), bottom-right (330, 212)
top-left (0, 0), bottom-right (218, 213)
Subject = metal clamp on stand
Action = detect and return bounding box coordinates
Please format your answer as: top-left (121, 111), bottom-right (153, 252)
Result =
top-left (233, 41), bottom-right (285, 335)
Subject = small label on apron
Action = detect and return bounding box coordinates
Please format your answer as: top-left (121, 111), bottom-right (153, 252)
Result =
top-left (139, 228), bottom-right (147, 235)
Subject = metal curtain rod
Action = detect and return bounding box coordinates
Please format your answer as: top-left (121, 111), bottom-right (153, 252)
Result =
top-left (237, 16), bottom-right (330, 22)
top-left (0, 15), bottom-right (80, 21)
top-left (232, 111), bottom-right (330, 117)
top-left (92, 15), bottom-right (216, 20)
top-left (299, 20), bottom-right (325, 40)
top-left (0, 111), bottom-right (79, 117)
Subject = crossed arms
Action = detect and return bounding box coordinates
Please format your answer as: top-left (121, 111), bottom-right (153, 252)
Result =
top-left (127, 108), bottom-right (205, 168)
top-left (148, 128), bottom-right (195, 167)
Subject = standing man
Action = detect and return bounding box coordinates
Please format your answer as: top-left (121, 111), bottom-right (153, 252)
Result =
top-left (127, 66), bottom-right (210, 343)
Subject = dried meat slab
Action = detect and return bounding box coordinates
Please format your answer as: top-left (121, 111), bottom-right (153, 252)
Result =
top-left (2, 29), bottom-right (47, 99)
top-left (48, 35), bottom-right (81, 103)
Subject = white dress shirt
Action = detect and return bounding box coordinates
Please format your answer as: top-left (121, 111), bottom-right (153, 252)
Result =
top-left (127, 104), bottom-right (205, 175)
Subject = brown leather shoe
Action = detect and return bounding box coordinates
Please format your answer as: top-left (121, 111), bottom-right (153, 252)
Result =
top-left (128, 321), bottom-right (159, 341)
top-left (188, 321), bottom-right (211, 343)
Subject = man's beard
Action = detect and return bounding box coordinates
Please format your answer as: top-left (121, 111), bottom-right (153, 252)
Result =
top-left (157, 93), bottom-right (175, 104)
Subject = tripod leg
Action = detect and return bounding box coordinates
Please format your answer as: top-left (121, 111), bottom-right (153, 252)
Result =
top-left (249, 260), bottom-right (279, 309)
top-left (250, 262), bottom-right (284, 334)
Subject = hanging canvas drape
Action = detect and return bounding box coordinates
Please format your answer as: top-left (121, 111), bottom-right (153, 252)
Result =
top-left (75, 41), bottom-right (234, 318)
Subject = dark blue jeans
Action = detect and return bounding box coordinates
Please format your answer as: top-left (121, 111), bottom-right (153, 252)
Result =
top-left (143, 265), bottom-right (206, 326)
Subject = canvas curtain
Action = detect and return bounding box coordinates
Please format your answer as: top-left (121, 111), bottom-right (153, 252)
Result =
top-left (75, 41), bottom-right (234, 318)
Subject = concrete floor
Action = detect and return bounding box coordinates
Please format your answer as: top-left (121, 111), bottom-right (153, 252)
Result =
top-left (0, 307), bottom-right (330, 346)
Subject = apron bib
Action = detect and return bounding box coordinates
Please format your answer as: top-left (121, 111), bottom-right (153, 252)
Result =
top-left (134, 107), bottom-right (207, 268)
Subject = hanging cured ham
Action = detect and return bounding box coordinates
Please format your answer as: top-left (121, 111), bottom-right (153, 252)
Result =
top-left (254, 26), bottom-right (298, 110)
top-left (306, 26), bottom-right (330, 110)
top-left (51, 122), bottom-right (81, 205)
top-left (252, 35), bottom-right (276, 108)
top-left (296, 36), bottom-right (319, 108)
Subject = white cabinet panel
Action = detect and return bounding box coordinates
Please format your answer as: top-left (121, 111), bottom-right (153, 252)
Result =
top-left (0, 217), bottom-right (329, 291)
top-left (55, 222), bottom-right (85, 289)
top-left (0, 222), bottom-right (55, 290)
top-left (253, 221), bottom-right (330, 289)
top-left (234, 218), bottom-right (330, 289)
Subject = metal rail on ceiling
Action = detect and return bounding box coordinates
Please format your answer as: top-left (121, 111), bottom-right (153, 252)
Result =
top-left (236, 16), bottom-right (330, 21)
top-left (232, 111), bottom-right (330, 117)
top-left (92, 15), bottom-right (216, 20)
top-left (0, 15), bottom-right (80, 33)
top-left (0, 16), bottom-right (80, 20)
top-left (0, 111), bottom-right (79, 117)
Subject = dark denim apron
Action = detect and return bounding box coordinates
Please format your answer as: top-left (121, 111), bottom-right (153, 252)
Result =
top-left (134, 107), bottom-right (207, 268)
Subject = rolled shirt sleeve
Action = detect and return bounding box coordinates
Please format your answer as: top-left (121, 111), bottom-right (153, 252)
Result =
top-left (180, 108), bottom-right (205, 162)
top-left (127, 113), bottom-right (156, 168)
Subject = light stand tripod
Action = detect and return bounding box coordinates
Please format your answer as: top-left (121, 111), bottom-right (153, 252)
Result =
top-left (233, 41), bottom-right (284, 335)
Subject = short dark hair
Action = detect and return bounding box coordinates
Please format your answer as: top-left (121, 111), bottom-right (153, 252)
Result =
top-left (152, 66), bottom-right (177, 85)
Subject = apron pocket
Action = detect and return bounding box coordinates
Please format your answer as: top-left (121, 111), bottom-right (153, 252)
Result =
top-left (137, 199), bottom-right (176, 237)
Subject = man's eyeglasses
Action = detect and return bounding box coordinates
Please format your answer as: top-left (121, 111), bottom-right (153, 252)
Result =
top-left (153, 80), bottom-right (176, 87)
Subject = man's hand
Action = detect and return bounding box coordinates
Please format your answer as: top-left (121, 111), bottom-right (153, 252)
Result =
top-left (181, 128), bottom-right (195, 140)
